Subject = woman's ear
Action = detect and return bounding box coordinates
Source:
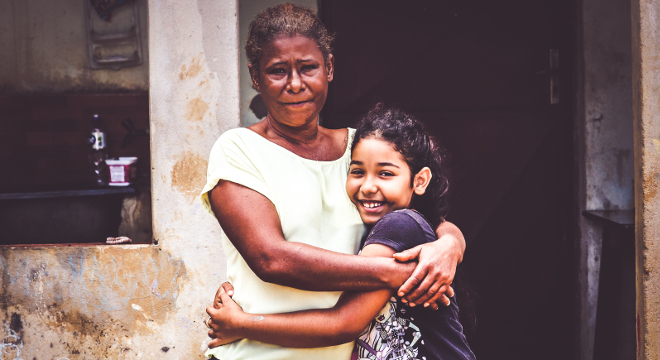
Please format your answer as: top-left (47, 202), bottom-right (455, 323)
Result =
top-left (325, 54), bottom-right (334, 82)
top-left (248, 64), bottom-right (260, 91)
top-left (413, 167), bottom-right (432, 195)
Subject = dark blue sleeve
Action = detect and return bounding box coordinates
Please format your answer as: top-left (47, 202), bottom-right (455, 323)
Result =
top-left (363, 210), bottom-right (434, 252)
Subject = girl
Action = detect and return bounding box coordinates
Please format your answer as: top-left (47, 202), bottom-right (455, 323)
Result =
top-left (206, 105), bottom-right (476, 360)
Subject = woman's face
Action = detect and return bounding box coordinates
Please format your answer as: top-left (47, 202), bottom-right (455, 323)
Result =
top-left (251, 35), bottom-right (334, 128)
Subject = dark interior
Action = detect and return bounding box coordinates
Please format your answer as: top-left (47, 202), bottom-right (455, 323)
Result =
top-left (320, 0), bottom-right (576, 358)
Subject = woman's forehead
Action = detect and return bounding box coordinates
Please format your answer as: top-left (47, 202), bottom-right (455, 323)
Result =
top-left (260, 35), bottom-right (323, 63)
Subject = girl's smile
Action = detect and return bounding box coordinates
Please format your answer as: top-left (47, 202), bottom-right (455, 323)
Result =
top-left (347, 137), bottom-right (431, 225)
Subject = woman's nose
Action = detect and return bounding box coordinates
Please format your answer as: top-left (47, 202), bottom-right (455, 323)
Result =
top-left (286, 70), bottom-right (304, 93)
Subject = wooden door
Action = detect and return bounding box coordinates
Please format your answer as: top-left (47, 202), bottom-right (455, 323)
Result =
top-left (321, 1), bottom-right (575, 358)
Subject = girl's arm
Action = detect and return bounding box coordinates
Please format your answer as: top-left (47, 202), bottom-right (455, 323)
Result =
top-left (206, 243), bottom-right (397, 349)
top-left (210, 180), bottom-right (464, 306)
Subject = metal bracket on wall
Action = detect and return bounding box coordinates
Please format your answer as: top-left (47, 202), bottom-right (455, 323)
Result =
top-left (83, 0), bottom-right (143, 70)
top-left (549, 49), bottom-right (560, 105)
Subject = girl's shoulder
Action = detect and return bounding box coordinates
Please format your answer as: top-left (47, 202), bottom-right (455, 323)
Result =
top-left (364, 210), bottom-right (436, 252)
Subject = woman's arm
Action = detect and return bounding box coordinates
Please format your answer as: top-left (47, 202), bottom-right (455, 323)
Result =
top-left (394, 221), bottom-right (465, 307)
top-left (209, 180), bottom-right (414, 290)
top-left (206, 243), bottom-right (396, 349)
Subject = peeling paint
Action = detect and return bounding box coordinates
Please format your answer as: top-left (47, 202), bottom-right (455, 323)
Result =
top-left (644, 171), bottom-right (659, 201)
top-left (0, 246), bottom-right (188, 357)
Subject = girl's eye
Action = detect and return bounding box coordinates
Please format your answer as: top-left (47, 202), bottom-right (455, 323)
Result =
top-left (349, 168), bottom-right (364, 176)
top-left (380, 171), bottom-right (395, 177)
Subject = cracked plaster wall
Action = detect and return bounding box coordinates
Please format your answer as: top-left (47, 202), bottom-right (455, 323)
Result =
top-left (632, 0), bottom-right (660, 358)
top-left (577, 0), bottom-right (634, 358)
top-left (0, 0), bottom-right (238, 358)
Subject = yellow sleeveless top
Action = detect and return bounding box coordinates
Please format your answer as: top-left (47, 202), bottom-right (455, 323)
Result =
top-left (200, 128), bottom-right (363, 360)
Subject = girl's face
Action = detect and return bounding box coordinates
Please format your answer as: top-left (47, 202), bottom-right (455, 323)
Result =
top-left (346, 137), bottom-right (431, 225)
top-left (251, 35), bottom-right (334, 129)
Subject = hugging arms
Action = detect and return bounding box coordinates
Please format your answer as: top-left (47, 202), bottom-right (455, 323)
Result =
top-left (205, 179), bottom-right (465, 342)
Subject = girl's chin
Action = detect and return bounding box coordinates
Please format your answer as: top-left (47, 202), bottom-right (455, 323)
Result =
top-left (359, 213), bottom-right (385, 225)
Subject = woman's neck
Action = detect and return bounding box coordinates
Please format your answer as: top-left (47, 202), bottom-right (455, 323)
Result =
top-left (248, 114), bottom-right (347, 161)
top-left (263, 114), bottom-right (320, 146)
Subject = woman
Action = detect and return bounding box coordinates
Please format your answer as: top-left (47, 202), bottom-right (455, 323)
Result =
top-left (200, 4), bottom-right (465, 360)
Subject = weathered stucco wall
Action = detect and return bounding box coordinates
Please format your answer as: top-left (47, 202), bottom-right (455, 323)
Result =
top-left (583, 0), bottom-right (634, 211)
top-left (576, 0), bottom-right (635, 358)
top-left (0, 0), bottom-right (149, 93)
top-left (632, 0), bottom-right (660, 359)
top-left (0, 0), bottom-right (238, 358)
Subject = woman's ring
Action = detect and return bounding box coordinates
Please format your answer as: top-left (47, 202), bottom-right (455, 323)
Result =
top-left (205, 317), bottom-right (212, 329)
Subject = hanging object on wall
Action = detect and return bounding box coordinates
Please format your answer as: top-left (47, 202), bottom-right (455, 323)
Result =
top-left (89, 0), bottom-right (136, 22)
top-left (84, 0), bottom-right (143, 70)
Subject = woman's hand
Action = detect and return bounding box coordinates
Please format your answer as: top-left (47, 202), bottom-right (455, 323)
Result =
top-left (393, 221), bottom-right (465, 309)
top-left (206, 290), bottom-right (246, 348)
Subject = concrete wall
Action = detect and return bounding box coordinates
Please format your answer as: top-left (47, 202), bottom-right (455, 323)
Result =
top-left (582, 0), bottom-right (634, 211)
top-left (0, 0), bottom-right (238, 358)
top-left (239, 0), bottom-right (317, 127)
top-left (631, 0), bottom-right (660, 359)
top-left (576, 0), bottom-right (635, 358)
top-left (0, 0), bottom-right (149, 93)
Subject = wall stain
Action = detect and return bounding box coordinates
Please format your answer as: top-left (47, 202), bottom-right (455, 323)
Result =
top-left (185, 97), bottom-right (210, 122)
top-left (179, 53), bottom-right (204, 81)
top-left (171, 151), bottom-right (208, 198)
top-left (0, 246), bottom-right (188, 358)
top-left (644, 172), bottom-right (659, 201)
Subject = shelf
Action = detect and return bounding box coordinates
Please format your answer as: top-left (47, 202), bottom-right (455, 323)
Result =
top-left (0, 185), bottom-right (137, 200)
top-left (582, 209), bottom-right (634, 228)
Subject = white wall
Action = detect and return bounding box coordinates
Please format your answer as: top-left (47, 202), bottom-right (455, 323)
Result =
top-left (0, 0), bottom-right (239, 358)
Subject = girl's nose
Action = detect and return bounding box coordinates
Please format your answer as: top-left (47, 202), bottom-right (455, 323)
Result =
top-left (361, 177), bottom-right (378, 195)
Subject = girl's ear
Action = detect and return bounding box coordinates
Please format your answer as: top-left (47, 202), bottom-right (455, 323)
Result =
top-left (413, 167), bottom-right (432, 195)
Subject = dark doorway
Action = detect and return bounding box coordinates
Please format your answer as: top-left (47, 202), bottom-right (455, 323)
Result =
top-left (321, 1), bottom-right (575, 359)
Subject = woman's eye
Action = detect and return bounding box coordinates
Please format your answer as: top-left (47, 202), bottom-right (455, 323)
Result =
top-left (269, 68), bottom-right (286, 75)
top-left (380, 171), bottom-right (394, 177)
top-left (301, 64), bottom-right (318, 72)
top-left (349, 169), bottom-right (364, 176)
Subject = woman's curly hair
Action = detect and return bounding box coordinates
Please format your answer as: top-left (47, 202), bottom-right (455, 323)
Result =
top-left (352, 104), bottom-right (450, 228)
top-left (246, 3), bottom-right (334, 75)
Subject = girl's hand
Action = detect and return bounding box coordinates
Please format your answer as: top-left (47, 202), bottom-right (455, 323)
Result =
top-left (213, 281), bottom-right (235, 308)
top-left (206, 291), bottom-right (246, 348)
top-left (393, 223), bottom-right (464, 309)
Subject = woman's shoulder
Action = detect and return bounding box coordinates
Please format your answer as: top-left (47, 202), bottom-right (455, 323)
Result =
top-left (217, 127), bottom-right (256, 142)
top-left (211, 127), bottom-right (265, 152)
top-left (319, 126), bottom-right (353, 148)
